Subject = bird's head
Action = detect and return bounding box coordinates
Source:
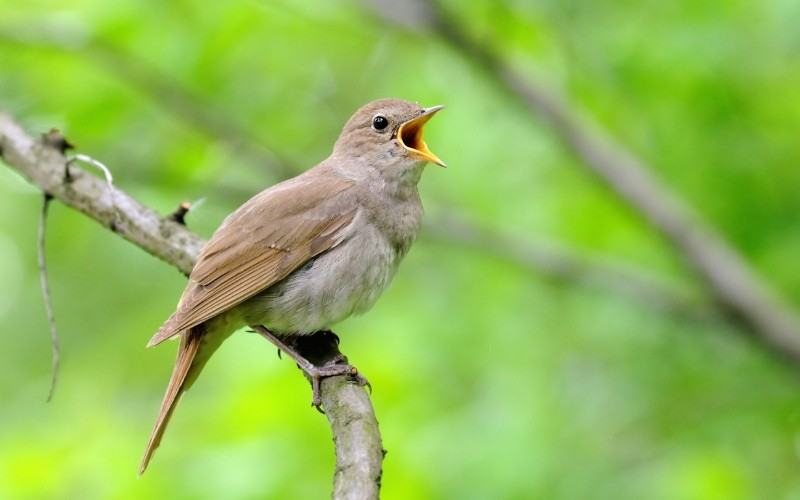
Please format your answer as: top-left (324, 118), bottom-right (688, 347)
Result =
top-left (333, 98), bottom-right (445, 180)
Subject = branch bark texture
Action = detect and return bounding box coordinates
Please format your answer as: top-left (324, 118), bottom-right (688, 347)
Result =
top-left (0, 113), bottom-right (383, 500)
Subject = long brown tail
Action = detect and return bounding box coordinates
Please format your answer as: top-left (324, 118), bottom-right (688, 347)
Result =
top-left (139, 328), bottom-right (202, 475)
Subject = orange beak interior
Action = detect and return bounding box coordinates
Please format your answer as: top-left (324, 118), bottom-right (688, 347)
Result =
top-left (397, 105), bottom-right (446, 167)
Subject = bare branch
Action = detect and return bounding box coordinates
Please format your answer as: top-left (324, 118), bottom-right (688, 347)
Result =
top-left (384, 0), bottom-right (800, 363)
top-left (0, 113), bottom-right (203, 275)
top-left (0, 22), bottom-right (295, 180)
top-left (37, 193), bottom-right (60, 402)
top-left (0, 20), bottom-right (721, 325)
top-left (0, 113), bottom-right (383, 499)
top-left (424, 213), bottom-right (712, 320)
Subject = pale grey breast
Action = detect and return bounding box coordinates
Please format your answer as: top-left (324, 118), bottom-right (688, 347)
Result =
top-left (240, 210), bottom-right (407, 334)
top-left (237, 162), bottom-right (425, 335)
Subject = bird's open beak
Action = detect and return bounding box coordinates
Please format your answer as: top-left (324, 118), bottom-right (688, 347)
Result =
top-left (397, 105), bottom-right (446, 167)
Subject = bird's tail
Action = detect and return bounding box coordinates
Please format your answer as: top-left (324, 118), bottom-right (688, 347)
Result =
top-left (139, 327), bottom-right (203, 475)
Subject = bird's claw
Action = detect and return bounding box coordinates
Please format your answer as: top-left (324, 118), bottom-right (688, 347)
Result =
top-left (349, 370), bottom-right (372, 394)
top-left (304, 363), bottom-right (369, 413)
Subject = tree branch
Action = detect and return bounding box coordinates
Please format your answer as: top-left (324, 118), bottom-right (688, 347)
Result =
top-left (0, 20), bottom-right (714, 323)
top-left (0, 113), bottom-right (383, 499)
top-left (37, 192), bottom-right (60, 402)
top-left (370, 0), bottom-right (800, 364)
top-left (0, 22), bottom-right (294, 180)
top-left (424, 213), bottom-right (711, 320)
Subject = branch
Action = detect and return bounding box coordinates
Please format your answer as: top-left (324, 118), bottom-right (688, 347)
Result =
top-left (37, 193), bottom-right (59, 401)
top-left (0, 20), bottom-right (713, 323)
top-left (0, 22), bottom-right (294, 180)
top-left (370, 0), bottom-right (800, 364)
top-left (0, 113), bottom-right (383, 499)
top-left (424, 213), bottom-right (712, 320)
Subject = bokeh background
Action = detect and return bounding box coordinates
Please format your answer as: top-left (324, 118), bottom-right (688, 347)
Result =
top-left (2, 0), bottom-right (800, 498)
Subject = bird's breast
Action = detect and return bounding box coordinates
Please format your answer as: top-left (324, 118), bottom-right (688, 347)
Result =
top-left (241, 214), bottom-right (409, 334)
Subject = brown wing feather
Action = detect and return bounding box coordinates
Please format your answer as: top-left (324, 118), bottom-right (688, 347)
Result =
top-left (147, 173), bottom-right (356, 347)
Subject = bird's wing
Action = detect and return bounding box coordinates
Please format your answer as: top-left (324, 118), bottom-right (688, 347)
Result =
top-left (147, 173), bottom-right (356, 346)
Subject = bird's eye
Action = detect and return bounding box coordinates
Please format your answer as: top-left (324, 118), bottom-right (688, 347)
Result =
top-left (372, 115), bottom-right (389, 131)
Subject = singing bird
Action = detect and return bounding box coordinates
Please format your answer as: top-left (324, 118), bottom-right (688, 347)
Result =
top-left (140, 98), bottom-right (445, 473)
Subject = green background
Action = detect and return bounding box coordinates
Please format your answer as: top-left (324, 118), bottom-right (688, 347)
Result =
top-left (1, 0), bottom-right (799, 498)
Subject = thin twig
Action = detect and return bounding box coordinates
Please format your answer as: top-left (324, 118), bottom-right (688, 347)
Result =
top-left (37, 192), bottom-right (60, 402)
top-left (69, 153), bottom-right (113, 185)
top-left (166, 198), bottom-right (205, 226)
top-left (166, 201), bottom-right (192, 225)
top-left (67, 153), bottom-right (119, 225)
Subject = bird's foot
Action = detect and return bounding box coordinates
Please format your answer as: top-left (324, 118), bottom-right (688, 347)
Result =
top-left (250, 325), bottom-right (371, 412)
top-left (302, 362), bottom-right (365, 412)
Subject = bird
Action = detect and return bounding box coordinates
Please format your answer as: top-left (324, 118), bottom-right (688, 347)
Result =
top-left (139, 98), bottom-right (445, 474)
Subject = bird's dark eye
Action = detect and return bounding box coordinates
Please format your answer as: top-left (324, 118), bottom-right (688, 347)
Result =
top-left (372, 115), bottom-right (389, 131)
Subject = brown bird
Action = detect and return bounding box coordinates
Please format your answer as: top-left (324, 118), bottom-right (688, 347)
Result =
top-left (139, 98), bottom-right (445, 474)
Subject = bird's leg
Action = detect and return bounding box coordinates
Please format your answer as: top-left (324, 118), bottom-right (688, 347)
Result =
top-left (250, 325), bottom-right (369, 411)
top-left (295, 330), bottom-right (371, 395)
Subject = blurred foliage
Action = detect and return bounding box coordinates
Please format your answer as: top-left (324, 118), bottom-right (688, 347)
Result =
top-left (1, 0), bottom-right (800, 498)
